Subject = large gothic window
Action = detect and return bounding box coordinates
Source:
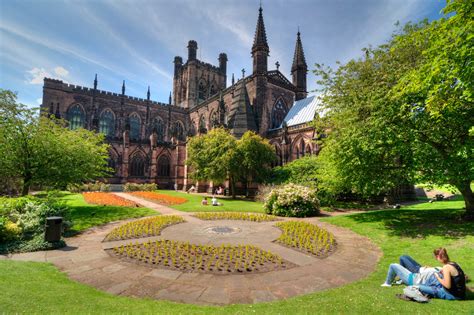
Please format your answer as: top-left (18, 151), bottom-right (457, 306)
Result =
top-left (198, 81), bottom-right (207, 101)
top-left (107, 157), bottom-right (117, 175)
top-left (129, 113), bottom-right (141, 141)
top-left (158, 155), bottom-right (170, 177)
top-left (130, 154), bottom-right (145, 177)
top-left (210, 85), bottom-right (217, 97)
top-left (153, 117), bottom-right (165, 141)
top-left (199, 115), bottom-right (207, 133)
top-left (99, 109), bottom-right (115, 137)
top-left (175, 121), bottom-right (185, 141)
top-left (271, 99), bottom-right (287, 129)
top-left (67, 104), bottom-right (85, 130)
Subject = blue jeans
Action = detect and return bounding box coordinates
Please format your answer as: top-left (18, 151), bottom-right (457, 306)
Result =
top-left (385, 263), bottom-right (412, 285)
top-left (418, 284), bottom-right (459, 300)
top-left (399, 255), bottom-right (421, 273)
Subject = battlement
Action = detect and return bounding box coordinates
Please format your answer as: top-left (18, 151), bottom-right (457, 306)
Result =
top-left (43, 77), bottom-right (185, 111)
top-left (185, 59), bottom-right (222, 73)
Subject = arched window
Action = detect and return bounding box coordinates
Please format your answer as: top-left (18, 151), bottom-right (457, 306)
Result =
top-left (198, 81), bottom-right (207, 101)
top-left (175, 121), bottom-right (185, 141)
top-left (210, 111), bottom-right (219, 128)
top-left (210, 84), bottom-right (217, 96)
top-left (199, 115), bottom-right (207, 133)
top-left (99, 109), bottom-right (115, 137)
top-left (130, 154), bottom-right (145, 177)
top-left (271, 99), bottom-right (287, 129)
top-left (158, 155), bottom-right (170, 177)
top-left (188, 120), bottom-right (196, 136)
top-left (67, 104), bottom-right (85, 130)
top-left (300, 139), bottom-right (305, 157)
top-left (305, 144), bottom-right (312, 155)
top-left (129, 113), bottom-right (141, 141)
top-left (107, 157), bottom-right (117, 175)
top-left (153, 117), bottom-right (165, 141)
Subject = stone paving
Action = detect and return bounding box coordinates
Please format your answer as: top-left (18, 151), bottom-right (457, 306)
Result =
top-left (7, 193), bottom-right (382, 305)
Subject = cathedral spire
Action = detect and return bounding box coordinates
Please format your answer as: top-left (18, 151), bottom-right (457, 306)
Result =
top-left (291, 29), bottom-right (308, 101)
top-left (252, 5), bottom-right (269, 74)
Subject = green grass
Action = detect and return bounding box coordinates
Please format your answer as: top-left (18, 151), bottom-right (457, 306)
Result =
top-left (63, 193), bottom-right (158, 233)
top-left (1, 196), bottom-right (473, 313)
top-left (155, 190), bottom-right (265, 213)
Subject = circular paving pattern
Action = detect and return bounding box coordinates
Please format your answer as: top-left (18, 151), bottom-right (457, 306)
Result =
top-left (7, 193), bottom-right (382, 305)
top-left (204, 226), bottom-right (241, 235)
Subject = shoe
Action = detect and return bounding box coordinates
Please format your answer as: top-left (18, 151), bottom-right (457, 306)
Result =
top-left (381, 283), bottom-right (392, 287)
top-left (395, 279), bottom-right (403, 285)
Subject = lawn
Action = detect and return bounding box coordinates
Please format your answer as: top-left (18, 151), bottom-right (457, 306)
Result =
top-left (155, 190), bottom-right (265, 213)
top-left (63, 193), bottom-right (158, 233)
top-left (1, 196), bottom-right (472, 313)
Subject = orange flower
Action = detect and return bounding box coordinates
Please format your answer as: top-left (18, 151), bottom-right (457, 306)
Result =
top-left (129, 191), bottom-right (187, 205)
top-left (83, 192), bottom-right (139, 207)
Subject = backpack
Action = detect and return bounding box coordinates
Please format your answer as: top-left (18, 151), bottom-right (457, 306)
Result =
top-left (403, 286), bottom-right (430, 303)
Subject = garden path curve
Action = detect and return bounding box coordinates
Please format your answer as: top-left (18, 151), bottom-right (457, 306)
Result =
top-left (6, 193), bottom-right (382, 305)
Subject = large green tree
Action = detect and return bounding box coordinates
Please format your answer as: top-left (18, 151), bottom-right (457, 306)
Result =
top-left (314, 0), bottom-right (473, 219)
top-left (231, 131), bottom-right (275, 196)
top-left (0, 89), bottom-right (111, 195)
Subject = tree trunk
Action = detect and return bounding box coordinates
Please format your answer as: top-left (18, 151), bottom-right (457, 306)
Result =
top-left (456, 182), bottom-right (474, 221)
top-left (230, 176), bottom-right (236, 199)
top-left (21, 180), bottom-right (30, 196)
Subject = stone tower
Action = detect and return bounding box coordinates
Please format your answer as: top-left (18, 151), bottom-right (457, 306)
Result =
top-left (172, 40), bottom-right (227, 109)
top-left (291, 31), bottom-right (308, 101)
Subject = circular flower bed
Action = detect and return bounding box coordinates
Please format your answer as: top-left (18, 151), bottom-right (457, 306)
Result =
top-left (275, 221), bottom-right (336, 257)
top-left (104, 216), bottom-right (184, 242)
top-left (129, 192), bottom-right (187, 205)
top-left (194, 212), bottom-right (278, 222)
top-left (108, 240), bottom-right (294, 274)
top-left (264, 184), bottom-right (320, 217)
top-left (83, 192), bottom-right (139, 207)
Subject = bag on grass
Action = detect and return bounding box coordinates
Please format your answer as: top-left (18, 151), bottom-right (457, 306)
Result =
top-left (403, 286), bottom-right (430, 303)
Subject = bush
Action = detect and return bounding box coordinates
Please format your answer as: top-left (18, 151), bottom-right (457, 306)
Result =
top-left (263, 183), bottom-right (320, 217)
top-left (67, 181), bottom-right (110, 192)
top-left (123, 183), bottom-right (158, 192)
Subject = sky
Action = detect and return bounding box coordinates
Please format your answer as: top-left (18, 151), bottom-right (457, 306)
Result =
top-left (0, 0), bottom-right (446, 108)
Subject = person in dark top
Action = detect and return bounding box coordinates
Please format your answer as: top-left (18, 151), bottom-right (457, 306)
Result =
top-left (418, 248), bottom-right (466, 300)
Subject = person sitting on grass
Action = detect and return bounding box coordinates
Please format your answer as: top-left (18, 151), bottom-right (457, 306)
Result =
top-left (382, 249), bottom-right (466, 300)
top-left (201, 197), bottom-right (208, 206)
top-left (382, 255), bottom-right (441, 287)
top-left (211, 196), bottom-right (219, 206)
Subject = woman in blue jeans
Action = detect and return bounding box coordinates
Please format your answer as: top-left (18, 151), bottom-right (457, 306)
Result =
top-left (381, 248), bottom-right (466, 300)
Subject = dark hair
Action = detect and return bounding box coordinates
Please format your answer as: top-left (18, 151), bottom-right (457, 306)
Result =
top-left (434, 248), bottom-right (450, 264)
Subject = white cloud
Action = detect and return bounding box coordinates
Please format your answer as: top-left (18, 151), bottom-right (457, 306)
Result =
top-left (54, 66), bottom-right (69, 77)
top-left (27, 67), bottom-right (51, 85)
top-left (26, 66), bottom-right (69, 85)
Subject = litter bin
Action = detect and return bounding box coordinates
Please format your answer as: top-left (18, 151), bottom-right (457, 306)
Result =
top-left (45, 216), bottom-right (63, 242)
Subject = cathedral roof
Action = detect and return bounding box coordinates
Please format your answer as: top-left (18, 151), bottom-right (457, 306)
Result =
top-left (252, 6), bottom-right (269, 54)
top-left (282, 95), bottom-right (323, 127)
top-left (291, 31), bottom-right (307, 72)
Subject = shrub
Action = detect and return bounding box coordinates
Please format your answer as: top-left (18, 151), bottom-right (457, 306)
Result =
top-left (67, 181), bottom-right (110, 192)
top-left (263, 183), bottom-right (320, 217)
top-left (123, 183), bottom-right (158, 192)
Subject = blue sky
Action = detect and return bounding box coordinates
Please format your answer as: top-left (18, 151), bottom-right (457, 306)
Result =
top-left (0, 0), bottom-right (446, 108)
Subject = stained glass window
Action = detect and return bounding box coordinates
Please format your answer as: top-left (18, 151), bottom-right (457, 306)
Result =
top-left (271, 99), bottom-right (287, 129)
top-left (67, 104), bottom-right (85, 130)
top-left (130, 154), bottom-right (145, 177)
top-left (175, 121), bottom-right (185, 141)
top-left (129, 113), bottom-right (141, 141)
top-left (198, 81), bottom-right (207, 101)
top-left (158, 155), bottom-right (170, 177)
top-left (153, 117), bottom-right (165, 141)
top-left (210, 111), bottom-right (219, 128)
top-left (199, 115), bottom-right (207, 133)
top-left (99, 109), bottom-right (115, 137)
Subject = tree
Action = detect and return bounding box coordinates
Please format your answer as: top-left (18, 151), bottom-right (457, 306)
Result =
top-left (0, 89), bottom-right (111, 195)
top-left (186, 128), bottom-right (236, 194)
top-left (314, 0), bottom-right (474, 219)
top-left (231, 131), bottom-right (276, 196)
top-left (270, 155), bottom-right (320, 188)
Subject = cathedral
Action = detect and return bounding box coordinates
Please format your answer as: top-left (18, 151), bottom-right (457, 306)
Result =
top-left (41, 6), bottom-right (322, 192)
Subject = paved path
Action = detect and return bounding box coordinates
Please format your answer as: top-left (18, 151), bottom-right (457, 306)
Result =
top-left (7, 193), bottom-right (382, 305)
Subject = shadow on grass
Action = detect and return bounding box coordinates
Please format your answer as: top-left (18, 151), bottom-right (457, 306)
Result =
top-left (347, 206), bottom-right (473, 239)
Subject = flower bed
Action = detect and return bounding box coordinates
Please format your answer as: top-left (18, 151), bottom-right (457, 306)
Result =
top-left (194, 212), bottom-right (279, 222)
top-left (274, 221), bottom-right (337, 257)
top-left (108, 240), bottom-right (294, 274)
top-left (104, 216), bottom-right (184, 242)
top-left (82, 192), bottom-right (138, 207)
top-left (129, 192), bottom-right (187, 205)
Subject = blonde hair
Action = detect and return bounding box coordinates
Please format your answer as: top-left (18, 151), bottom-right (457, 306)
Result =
top-left (433, 247), bottom-right (450, 264)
